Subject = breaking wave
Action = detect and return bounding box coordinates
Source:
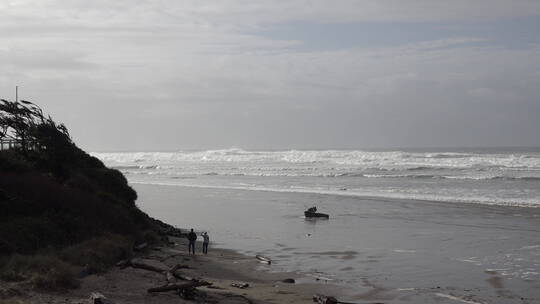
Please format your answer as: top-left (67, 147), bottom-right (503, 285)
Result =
top-left (92, 148), bottom-right (540, 208)
top-left (93, 148), bottom-right (540, 170)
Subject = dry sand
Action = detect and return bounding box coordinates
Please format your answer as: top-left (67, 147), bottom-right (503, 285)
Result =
top-left (1, 237), bottom-right (342, 304)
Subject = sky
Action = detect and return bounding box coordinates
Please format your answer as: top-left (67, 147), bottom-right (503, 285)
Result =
top-left (1, 0), bottom-right (540, 151)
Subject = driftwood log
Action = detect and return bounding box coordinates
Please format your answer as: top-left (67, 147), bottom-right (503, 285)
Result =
top-left (129, 259), bottom-right (169, 273)
top-left (166, 271), bottom-right (177, 284)
top-left (255, 255), bottom-right (271, 265)
top-left (126, 257), bottom-right (211, 294)
top-left (172, 272), bottom-right (194, 281)
top-left (90, 292), bottom-right (114, 304)
top-left (147, 281), bottom-right (211, 293)
top-left (116, 259), bottom-right (130, 269)
top-left (128, 259), bottom-right (197, 282)
top-left (134, 242), bottom-right (148, 252)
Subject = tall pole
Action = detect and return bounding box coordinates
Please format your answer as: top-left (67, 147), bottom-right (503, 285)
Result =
top-left (15, 86), bottom-right (18, 102)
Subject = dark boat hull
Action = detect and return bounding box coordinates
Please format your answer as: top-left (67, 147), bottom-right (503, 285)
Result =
top-left (304, 211), bottom-right (329, 218)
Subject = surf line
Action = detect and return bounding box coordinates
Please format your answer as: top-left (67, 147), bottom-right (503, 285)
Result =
top-left (435, 293), bottom-right (483, 304)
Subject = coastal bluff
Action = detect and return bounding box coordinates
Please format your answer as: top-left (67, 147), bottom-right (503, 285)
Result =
top-left (0, 99), bottom-right (175, 292)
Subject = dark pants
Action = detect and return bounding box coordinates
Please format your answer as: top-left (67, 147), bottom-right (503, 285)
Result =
top-left (188, 241), bottom-right (195, 255)
top-left (203, 242), bottom-right (208, 254)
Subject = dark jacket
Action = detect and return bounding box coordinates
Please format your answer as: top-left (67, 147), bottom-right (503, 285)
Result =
top-left (188, 231), bottom-right (197, 242)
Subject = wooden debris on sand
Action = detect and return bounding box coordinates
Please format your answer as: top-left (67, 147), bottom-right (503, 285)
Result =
top-left (255, 255), bottom-right (271, 264)
top-left (127, 258), bottom-right (212, 295)
top-left (129, 258), bottom-right (169, 273)
top-left (313, 294), bottom-right (338, 304)
top-left (115, 259), bottom-right (130, 269)
top-left (147, 281), bottom-right (212, 293)
top-left (231, 282), bottom-right (250, 289)
top-left (313, 293), bottom-right (384, 304)
top-left (90, 292), bottom-right (114, 304)
top-left (134, 242), bottom-right (148, 251)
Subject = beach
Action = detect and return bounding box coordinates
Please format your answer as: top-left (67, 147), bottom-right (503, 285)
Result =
top-left (6, 236), bottom-right (339, 304)
top-left (132, 183), bottom-right (540, 304)
top-left (3, 179), bottom-right (539, 304)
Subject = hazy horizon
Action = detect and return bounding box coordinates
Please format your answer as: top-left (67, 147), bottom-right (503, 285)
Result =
top-left (89, 145), bottom-right (540, 153)
top-left (2, 1), bottom-right (540, 151)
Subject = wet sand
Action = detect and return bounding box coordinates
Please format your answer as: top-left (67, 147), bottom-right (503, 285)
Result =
top-left (133, 183), bottom-right (540, 304)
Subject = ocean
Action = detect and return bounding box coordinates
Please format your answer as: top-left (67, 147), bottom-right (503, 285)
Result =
top-left (93, 148), bottom-right (540, 303)
top-left (93, 147), bottom-right (540, 208)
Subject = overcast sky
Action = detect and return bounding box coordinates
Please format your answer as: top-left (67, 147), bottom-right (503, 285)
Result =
top-left (1, 1), bottom-right (540, 151)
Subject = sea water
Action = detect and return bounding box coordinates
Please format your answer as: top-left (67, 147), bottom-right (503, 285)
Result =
top-left (93, 147), bottom-right (540, 207)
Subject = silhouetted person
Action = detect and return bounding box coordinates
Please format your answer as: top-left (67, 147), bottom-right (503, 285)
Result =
top-left (202, 232), bottom-right (209, 254)
top-left (187, 228), bottom-right (197, 255)
top-left (307, 206), bottom-right (317, 213)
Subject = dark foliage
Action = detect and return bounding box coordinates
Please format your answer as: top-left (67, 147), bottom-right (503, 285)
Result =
top-left (0, 100), bottom-right (157, 257)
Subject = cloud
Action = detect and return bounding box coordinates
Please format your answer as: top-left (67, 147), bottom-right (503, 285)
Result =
top-left (0, 1), bottom-right (539, 149)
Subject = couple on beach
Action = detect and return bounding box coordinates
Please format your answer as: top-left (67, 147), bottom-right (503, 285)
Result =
top-left (187, 229), bottom-right (209, 255)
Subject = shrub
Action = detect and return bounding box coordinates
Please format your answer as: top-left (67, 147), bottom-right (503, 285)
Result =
top-left (141, 230), bottom-right (160, 244)
top-left (0, 299), bottom-right (26, 304)
top-left (60, 234), bottom-right (132, 274)
top-left (0, 254), bottom-right (79, 290)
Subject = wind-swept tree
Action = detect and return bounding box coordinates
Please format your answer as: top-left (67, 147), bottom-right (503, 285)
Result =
top-left (0, 99), bottom-right (72, 153)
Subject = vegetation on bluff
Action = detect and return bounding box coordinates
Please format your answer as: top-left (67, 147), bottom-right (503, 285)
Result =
top-left (0, 99), bottom-right (166, 290)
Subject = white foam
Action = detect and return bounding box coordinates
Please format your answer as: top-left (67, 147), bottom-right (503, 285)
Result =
top-left (393, 249), bottom-right (417, 253)
top-left (91, 149), bottom-right (540, 170)
top-left (435, 293), bottom-right (483, 304)
top-left (92, 149), bottom-right (540, 208)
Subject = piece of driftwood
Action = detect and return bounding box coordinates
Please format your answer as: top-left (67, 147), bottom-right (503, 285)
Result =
top-left (172, 272), bottom-right (194, 281)
top-left (313, 294), bottom-right (338, 304)
top-left (255, 255), bottom-right (271, 265)
top-left (312, 294), bottom-right (379, 304)
top-left (170, 264), bottom-right (185, 272)
top-left (90, 292), bottom-right (114, 304)
top-left (166, 271), bottom-right (177, 284)
top-left (115, 259), bottom-right (130, 269)
top-left (134, 242), bottom-right (148, 251)
top-left (231, 282), bottom-right (250, 289)
top-left (206, 285), bottom-right (225, 290)
top-left (130, 259), bottom-right (168, 273)
top-left (147, 281), bottom-right (211, 293)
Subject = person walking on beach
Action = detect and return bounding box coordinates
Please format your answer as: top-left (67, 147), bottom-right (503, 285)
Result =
top-left (187, 229), bottom-right (197, 255)
top-left (202, 232), bottom-right (209, 255)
